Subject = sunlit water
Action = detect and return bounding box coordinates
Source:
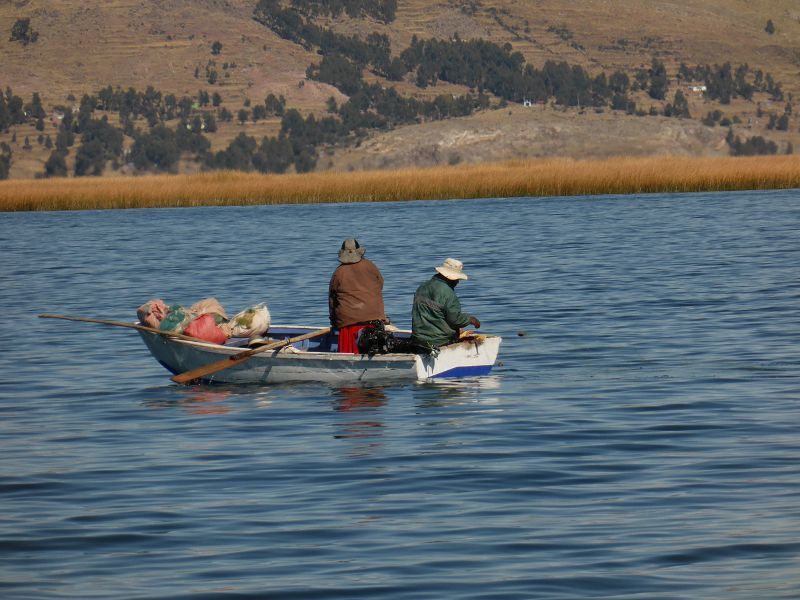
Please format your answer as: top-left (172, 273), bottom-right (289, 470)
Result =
top-left (1, 190), bottom-right (799, 598)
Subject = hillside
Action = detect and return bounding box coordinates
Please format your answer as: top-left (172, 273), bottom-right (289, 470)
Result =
top-left (2, 0), bottom-right (799, 179)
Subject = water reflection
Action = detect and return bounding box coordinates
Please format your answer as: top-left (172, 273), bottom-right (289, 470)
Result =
top-left (142, 386), bottom-right (238, 415)
top-left (413, 375), bottom-right (503, 408)
top-left (332, 385), bottom-right (386, 444)
top-left (333, 385), bottom-right (387, 412)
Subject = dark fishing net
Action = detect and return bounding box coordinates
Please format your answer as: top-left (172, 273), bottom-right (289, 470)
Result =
top-left (356, 321), bottom-right (433, 356)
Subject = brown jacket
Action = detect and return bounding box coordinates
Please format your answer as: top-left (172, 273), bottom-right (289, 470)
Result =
top-left (329, 258), bottom-right (387, 328)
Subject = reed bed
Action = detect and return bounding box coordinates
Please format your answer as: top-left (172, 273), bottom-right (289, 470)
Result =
top-left (2, 155), bottom-right (800, 212)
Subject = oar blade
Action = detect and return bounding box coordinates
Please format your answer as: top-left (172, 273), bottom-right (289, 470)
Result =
top-left (171, 357), bottom-right (241, 384)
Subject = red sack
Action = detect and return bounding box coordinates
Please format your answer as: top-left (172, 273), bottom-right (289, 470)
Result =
top-left (184, 313), bottom-right (229, 345)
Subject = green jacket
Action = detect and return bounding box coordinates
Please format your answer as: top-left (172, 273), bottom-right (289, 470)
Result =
top-left (411, 275), bottom-right (473, 347)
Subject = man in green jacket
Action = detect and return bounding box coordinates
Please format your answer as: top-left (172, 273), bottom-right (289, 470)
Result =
top-left (411, 258), bottom-right (481, 348)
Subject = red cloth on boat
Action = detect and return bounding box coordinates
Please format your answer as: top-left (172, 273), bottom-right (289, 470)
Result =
top-left (184, 313), bottom-right (229, 345)
top-left (338, 323), bottom-right (373, 354)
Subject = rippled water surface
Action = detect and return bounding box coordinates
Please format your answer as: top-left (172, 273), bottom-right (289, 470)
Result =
top-left (1, 190), bottom-right (799, 599)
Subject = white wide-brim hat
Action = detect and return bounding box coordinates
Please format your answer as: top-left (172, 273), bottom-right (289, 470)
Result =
top-left (435, 257), bottom-right (468, 280)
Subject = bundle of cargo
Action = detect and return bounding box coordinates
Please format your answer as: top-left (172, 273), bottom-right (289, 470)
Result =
top-left (136, 297), bottom-right (270, 345)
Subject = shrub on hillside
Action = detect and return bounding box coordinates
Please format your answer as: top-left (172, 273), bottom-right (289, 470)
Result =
top-left (729, 134), bottom-right (777, 156)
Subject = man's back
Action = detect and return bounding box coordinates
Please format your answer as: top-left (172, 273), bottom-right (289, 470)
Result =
top-left (412, 275), bottom-right (471, 347)
top-left (329, 257), bottom-right (386, 328)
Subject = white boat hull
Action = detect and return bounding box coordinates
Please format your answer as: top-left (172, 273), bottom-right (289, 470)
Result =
top-left (138, 326), bottom-right (501, 384)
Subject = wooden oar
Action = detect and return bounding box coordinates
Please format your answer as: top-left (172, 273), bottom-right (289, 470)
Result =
top-left (170, 327), bottom-right (331, 385)
top-left (38, 314), bottom-right (211, 343)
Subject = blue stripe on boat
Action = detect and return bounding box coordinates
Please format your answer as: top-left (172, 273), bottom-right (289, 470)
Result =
top-left (430, 365), bottom-right (494, 378)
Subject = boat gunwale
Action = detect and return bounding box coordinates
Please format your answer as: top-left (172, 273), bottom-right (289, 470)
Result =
top-left (139, 324), bottom-right (500, 362)
top-left (140, 329), bottom-right (420, 363)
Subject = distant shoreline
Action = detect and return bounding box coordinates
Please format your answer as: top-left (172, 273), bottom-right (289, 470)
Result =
top-left (1, 155), bottom-right (799, 212)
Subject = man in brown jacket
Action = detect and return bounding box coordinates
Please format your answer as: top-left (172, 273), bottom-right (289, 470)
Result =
top-left (329, 239), bottom-right (388, 353)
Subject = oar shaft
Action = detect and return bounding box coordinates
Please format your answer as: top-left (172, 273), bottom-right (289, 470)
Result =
top-left (38, 314), bottom-right (208, 343)
top-left (170, 327), bottom-right (331, 384)
top-left (40, 314), bottom-right (331, 385)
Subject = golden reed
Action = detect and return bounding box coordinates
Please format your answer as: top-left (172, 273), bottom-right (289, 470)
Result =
top-left (1, 155), bottom-right (799, 212)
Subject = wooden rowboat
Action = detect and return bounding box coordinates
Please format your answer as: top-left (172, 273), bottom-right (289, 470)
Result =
top-left (138, 325), bottom-right (502, 384)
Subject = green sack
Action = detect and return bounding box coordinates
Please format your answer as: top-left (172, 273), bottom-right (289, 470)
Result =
top-left (159, 305), bottom-right (190, 333)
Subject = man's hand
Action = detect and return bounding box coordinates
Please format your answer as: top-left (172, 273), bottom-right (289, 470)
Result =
top-left (469, 316), bottom-right (481, 329)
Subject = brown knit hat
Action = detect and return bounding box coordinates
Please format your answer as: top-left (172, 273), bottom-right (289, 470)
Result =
top-left (338, 239), bottom-right (366, 264)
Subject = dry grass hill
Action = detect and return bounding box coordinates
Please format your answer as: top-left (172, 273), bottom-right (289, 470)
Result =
top-left (2, 0), bottom-right (800, 179)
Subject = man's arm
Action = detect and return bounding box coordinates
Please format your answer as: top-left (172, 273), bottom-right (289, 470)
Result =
top-left (442, 289), bottom-right (473, 330)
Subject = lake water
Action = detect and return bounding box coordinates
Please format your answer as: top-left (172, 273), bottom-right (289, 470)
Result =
top-left (1, 190), bottom-right (799, 599)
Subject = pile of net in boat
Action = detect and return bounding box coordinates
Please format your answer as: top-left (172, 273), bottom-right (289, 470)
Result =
top-left (137, 298), bottom-right (270, 345)
top-left (356, 320), bottom-right (434, 356)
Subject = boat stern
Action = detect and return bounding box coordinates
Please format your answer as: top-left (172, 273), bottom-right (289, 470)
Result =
top-left (414, 334), bottom-right (502, 379)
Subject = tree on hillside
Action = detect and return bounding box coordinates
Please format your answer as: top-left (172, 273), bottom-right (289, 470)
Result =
top-left (25, 92), bottom-right (46, 120)
top-left (252, 135), bottom-right (294, 174)
top-left (10, 18), bottom-right (38, 45)
top-left (218, 107), bottom-right (233, 122)
top-left (210, 133), bottom-right (257, 171)
top-left (326, 96), bottom-right (338, 113)
top-left (44, 151), bottom-right (68, 178)
top-left (611, 93), bottom-right (634, 113)
top-left (702, 110), bottom-right (723, 126)
top-left (677, 63), bottom-right (693, 82)
top-left (0, 143), bottom-right (11, 179)
top-left (0, 95), bottom-right (9, 131)
top-left (74, 140), bottom-right (105, 175)
top-left (670, 89), bottom-right (691, 118)
top-left (252, 105), bottom-right (267, 121)
top-left (384, 57), bottom-right (408, 81)
top-left (632, 68), bottom-right (649, 92)
top-left (74, 118), bottom-right (123, 176)
top-left (131, 125), bottom-right (180, 172)
top-left (765, 19), bottom-right (775, 35)
top-left (767, 113), bottom-right (777, 130)
top-left (705, 63), bottom-right (734, 104)
top-left (648, 59), bottom-right (668, 100)
top-left (729, 134), bottom-right (777, 156)
top-left (609, 71), bottom-right (629, 94)
top-left (75, 95), bottom-right (98, 133)
top-left (211, 41), bottom-right (223, 55)
top-left (56, 128), bottom-right (74, 153)
top-left (265, 94), bottom-right (285, 116)
top-left (5, 89), bottom-right (25, 125)
top-left (176, 120), bottom-right (211, 156)
top-left (308, 55), bottom-right (364, 96)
